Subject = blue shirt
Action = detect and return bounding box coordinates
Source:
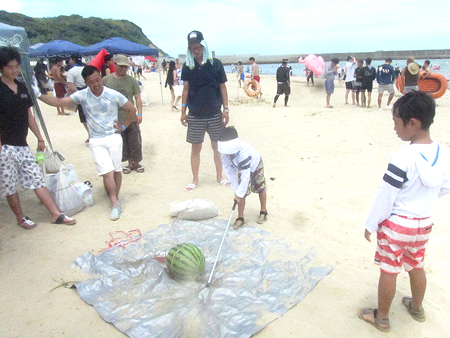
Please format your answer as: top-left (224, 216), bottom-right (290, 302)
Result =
top-left (377, 64), bottom-right (395, 85)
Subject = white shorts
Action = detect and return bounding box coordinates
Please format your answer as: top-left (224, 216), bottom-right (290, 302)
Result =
top-left (173, 84), bottom-right (184, 97)
top-left (89, 133), bottom-right (123, 176)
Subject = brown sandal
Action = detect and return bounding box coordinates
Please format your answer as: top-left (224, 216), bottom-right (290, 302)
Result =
top-left (358, 308), bottom-right (390, 332)
top-left (402, 297), bottom-right (426, 322)
top-left (233, 217), bottom-right (245, 230)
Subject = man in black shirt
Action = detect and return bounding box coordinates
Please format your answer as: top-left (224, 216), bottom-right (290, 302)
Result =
top-left (0, 47), bottom-right (76, 228)
top-left (180, 31), bottom-right (230, 192)
top-left (273, 59), bottom-right (291, 108)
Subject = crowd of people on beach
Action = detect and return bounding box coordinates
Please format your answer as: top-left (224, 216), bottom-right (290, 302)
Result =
top-left (1, 29), bottom-right (449, 335)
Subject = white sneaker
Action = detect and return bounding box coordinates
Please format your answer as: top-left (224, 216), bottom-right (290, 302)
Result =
top-left (378, 108), bottom-right (383, 111)
top-left (386, 105), bottom-right (392, 109)
top-left (110, 203), bottom-right (122, 221)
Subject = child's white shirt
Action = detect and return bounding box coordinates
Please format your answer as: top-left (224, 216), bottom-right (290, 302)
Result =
top-left (365, 141), bottom-right (450, 233)
top-left (219, 139), bottom-right (261, 198)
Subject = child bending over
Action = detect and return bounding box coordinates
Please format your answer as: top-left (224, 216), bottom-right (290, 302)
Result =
top-left (218, 126), bottom-right (268, 229)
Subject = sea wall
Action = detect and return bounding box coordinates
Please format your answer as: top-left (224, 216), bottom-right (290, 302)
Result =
top-left (213, 49), bottom-right (450, 65)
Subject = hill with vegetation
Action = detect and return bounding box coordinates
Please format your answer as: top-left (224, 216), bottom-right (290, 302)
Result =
top-left (0, 10), bottom-right (166, 56)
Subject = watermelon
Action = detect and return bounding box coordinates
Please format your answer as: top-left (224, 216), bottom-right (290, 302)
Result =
top-left (166, 243), bottom-right (205, 281)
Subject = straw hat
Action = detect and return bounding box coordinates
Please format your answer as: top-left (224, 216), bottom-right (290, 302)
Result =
top-left (407, 62), bottom-right (420, 75)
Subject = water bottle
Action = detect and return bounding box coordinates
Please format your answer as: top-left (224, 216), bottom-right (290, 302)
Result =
top-left (36, 151), bottom-right (45, 165)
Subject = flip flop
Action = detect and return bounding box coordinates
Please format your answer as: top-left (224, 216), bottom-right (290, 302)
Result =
top-left (52, 213), bottom-right (77, 226)
top-left (134, 164), bottom-right (145, 173)
top-left (402, 297), bottom-right (426, 322)
top-left (18, 216), bottom-right (37, 230)
top-left (123, 165), bottom-right (134, 174)
top-left (358, 308), bottom-right (390, 332)
top-left (218, 179), bottom-right (231, 187)
top-left (185, 183), bottom-right (197, 192)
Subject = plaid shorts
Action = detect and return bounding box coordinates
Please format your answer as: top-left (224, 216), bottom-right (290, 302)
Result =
top-left (186, 113), bottom-right (223, 144)
top-left (375, 214), bottom-right (433, 274)
top-left (0, 145), bottom-right (46, 196)
top-left (240, 159), bottom-right (267, 197)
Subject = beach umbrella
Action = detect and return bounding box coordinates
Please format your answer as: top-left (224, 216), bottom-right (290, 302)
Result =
top-left (81, 37), bottom-right (157, 56)
top-left (145, 55), bottom-right (157, 62)
top-left (29, 40), bottom-right (84, 58)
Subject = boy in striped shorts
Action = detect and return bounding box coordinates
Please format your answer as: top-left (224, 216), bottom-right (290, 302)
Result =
top-left (359, 91), bottom-right (450, 332)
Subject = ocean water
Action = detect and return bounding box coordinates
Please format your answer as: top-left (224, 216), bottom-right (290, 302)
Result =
top-left (224, 58), bottom-right (450, 80)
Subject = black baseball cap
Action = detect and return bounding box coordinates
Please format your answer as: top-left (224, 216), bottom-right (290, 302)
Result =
top-left (187, 30), bottom-right (204, 44)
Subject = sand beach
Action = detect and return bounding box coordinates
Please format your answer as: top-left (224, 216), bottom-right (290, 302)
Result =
top-left (1, 71), bottom-right (450, 338)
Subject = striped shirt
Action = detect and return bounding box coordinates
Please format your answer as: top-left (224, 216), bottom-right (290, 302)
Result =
top-left (221, 141), bottom-right (262, 198)
top-left (365, 142), bottom-right (450, 233)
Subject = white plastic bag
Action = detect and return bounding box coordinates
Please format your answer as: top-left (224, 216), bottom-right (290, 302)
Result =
top-left (169, 199), bottom-right (218, 220)
top-left (55, 165), bottom-right (85, 216)
top-left (71, 181), bottom-right (93, 207)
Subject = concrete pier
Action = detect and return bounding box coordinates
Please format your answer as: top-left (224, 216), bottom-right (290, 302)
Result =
top-left (214, 49), bottom-right (450, 65)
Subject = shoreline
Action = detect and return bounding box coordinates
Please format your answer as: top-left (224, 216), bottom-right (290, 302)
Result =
top-left (213, 49), bottom-right (450, 64)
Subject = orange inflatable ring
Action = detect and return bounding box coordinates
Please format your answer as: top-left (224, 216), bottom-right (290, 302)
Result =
top-left (395, 71), bottom-right (447, 99)
top-left (243, 79), bottom-right (261, 98)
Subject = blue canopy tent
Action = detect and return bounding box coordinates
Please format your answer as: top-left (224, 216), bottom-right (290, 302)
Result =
top-left (80, 37), bottom-right (158, 56)
top-left (29, 40), bottom-right (84, 58)
top-left (0, 23), bottom-right (57, 151)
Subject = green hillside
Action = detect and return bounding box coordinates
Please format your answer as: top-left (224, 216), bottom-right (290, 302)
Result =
top-left (0, 10), bottom-right (166, 56)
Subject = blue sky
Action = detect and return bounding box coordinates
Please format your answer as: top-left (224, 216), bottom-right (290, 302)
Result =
top-left (2, 0), bottom-right (450, 57)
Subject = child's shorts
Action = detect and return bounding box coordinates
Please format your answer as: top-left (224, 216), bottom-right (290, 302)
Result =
top-left (240, 159), bottom-right (267, 197)
top-left (375, 214), bottom-right (433, 274)
top-left (0, 145), bottom-right (46, 196)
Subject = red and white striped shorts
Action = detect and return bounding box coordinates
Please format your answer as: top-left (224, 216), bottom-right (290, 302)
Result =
top-left (375, 214), bottom-right (433, 274)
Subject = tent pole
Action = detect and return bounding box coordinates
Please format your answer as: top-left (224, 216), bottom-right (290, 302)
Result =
top-left (158, 65), bottom-right (164, 105)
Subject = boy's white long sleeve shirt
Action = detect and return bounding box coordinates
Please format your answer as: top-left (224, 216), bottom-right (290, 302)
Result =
top-left (218, 139), bottom-right (261, 198)
top-left (365, 141), bottom-right (450, 233)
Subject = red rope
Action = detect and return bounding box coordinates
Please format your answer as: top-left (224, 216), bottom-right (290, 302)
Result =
top-left (99, 229), bottom-right (142, 253)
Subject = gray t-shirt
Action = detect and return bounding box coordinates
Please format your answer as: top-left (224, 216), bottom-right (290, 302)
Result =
top-left (325, 64), bottom-right (337, 81)
top-left (71, 87), bottom-right (127, 138)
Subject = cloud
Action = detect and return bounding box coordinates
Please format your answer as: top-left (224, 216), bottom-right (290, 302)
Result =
top-left (1, 0), bottom-right (22, 12)
top-left (7, 0), bottom-right (450, 56)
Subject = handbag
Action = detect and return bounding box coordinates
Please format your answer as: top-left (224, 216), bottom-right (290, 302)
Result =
top-left (44, 148), bottom-right (65, 173)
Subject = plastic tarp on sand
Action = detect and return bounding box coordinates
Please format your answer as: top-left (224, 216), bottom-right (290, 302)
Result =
top-left (73, 219), bottom-right (332, 338)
